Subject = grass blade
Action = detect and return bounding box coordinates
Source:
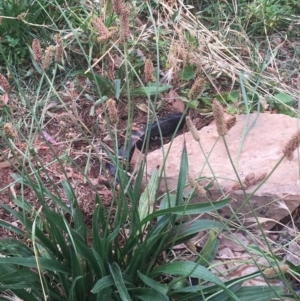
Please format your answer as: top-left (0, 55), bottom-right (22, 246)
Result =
top-left (0, 257), bottom-right (70, 273)
top-left (139, 198), bottom-right (231, 226)
top-left (175, 139), bottom-right (188, 206)
top-left (165, 220), bottom-right (222, 248)
top-left (138, 166), bottom-right (159, 231)
top-left (109, 262), bottom-right (132, 301)
top-left (137, 271), bottom-right (169, 295)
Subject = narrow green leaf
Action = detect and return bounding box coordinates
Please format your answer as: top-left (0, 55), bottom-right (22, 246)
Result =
top-left (157, 194), bottom-right (176, 222)
top-left (0, 220), bottom-right (25, 236)
top-left (0, 283), bottom-right (37, 290)
top-left (140, 198), bottom-right (231, 226)
top-left (109, 262), bottom-right (132, 301)
top-left (173, 283), bottom-right (241, 301)
top-left (138, 167), bottom-right (159, 228)
top-left (0, 238), bottom-right (33, 257)
top-left (159, 194), bottom-right (177, 210)
top-left (224, 285), bottom-right (283, 301)
top-left (138, 271), bottom-right (168, 295)
top-left (45, 216), bottom-right (71, 262)
top-left (70, 70), bottom-right (114, 93)
top-left (91, 275), bottom-right (114, 293)
top-left (11, 174), bottom-right (70, 213)
top-left (134, 83), bottom-right (172, 97)
top-left (165, 220), bottom-right (222, 248)
top-left (0, 257), bottom-right (70, 273)
top-left (0, 269), bottom-right (39, 283)
top-left (151, 261), bottom-right (223, 285)
top-left (11, 195), bottom-right (33, 214)
top-left (175, 141), bottom-right (188, 206)
top-left (133, 288), bottom-right (169, 301)
top-left (70, 248), bottom-right (85, 301)
top-left (197, 229), bottom-right (220, 266)
top-left (68, 276), bottom-right (84, 301)
top-left (75, 239), bottom-right (102, 278)
top-left (179, 64), bottom-right (196, 81)
top-left (151, 261), bottom-right (239, 301)
top-left (0, 204), bottom-right (63, 259)
top-left (92, 248), bottom-right (107, 278)
top-left (114, 79), bottom-right (121, 99)
top-left (62, 181), bottom-right (86, 241)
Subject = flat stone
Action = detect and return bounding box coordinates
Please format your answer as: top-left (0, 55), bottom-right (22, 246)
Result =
top-left (144, 113), bottom-right (300, 229)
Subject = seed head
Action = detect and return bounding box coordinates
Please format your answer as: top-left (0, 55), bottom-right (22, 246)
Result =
top-left (0, 94), bottom-right (8, 108)
top-left (143, 59), bottom-right (155, 82)
top-left (263, 264), bottom-right (289, 278)
top-left (283, 129), bottom-right (300, 160)
top-left (188, 173), bottom-right (206, 197)
top-left (225, 116), bottom-right (236, 131)
top-left (255, 172), bottom-right (267, 182)
top-left (42, 45), bottom-right (55, 71)
top-left (188, 77), bottom-right (206, 100)
top-left (0, 73), bottom-right (10, 93)
top-left (243, 173), bottom-right (256, 188)
top-left (186, 116), bottom-right (200, 142)
top-left (121, 5), bottom-right (130, 41)
top-left (32, 38), bottom-right (43, 63)
top-left (92, 17), bottom-right (110, 40)
top-left (0, 95), bottom-right (5, 108)
top-left (241, 172), bottom-right (268, 189)
top-left (212, 100), bottom-right (227, 136)
top-left (112, 0), bottom-right (123, 15)
top-left (3, 123), bottom-right (18, 139)
top-left (106, 98), bottom-right (119, 125)
top-left (55, 35), bottom-right (64, 63)
top-left (107, 55), bottom-right (115, 81)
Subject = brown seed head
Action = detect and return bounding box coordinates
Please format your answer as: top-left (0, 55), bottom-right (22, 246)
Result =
top-left (263, 264), bottom-right (289, 278)
top-left (243, 173), bottom-right (256, 188)
top-left (242, 172), bottom-right (268, 189)
top-left (55, 35), bottom-right (64, 63)
top-left (143, 59), bottom-right (156, 82)
top-left (188, 173), bottom-right (206, 197)
top-left (231, 182), bottom-right (241, 191)
top-left (212, 100), bottom-right (227, 136)
top-left (255, 172), bottom-right (267, 182)
top-left (0, 95), bottom-right (5, 108)
top-left (0, 73), bottom-right (10, 93)
top-left (112, 0), bottom-right (123, 15)
top-left (42, 45), bottom-right (55, 71)
top-left (186, 116), bottom-right (200, 142)
top-left (121, 5), bottom-right (130, 41)
top-left (32, 39), bottom-right (43, 63)
top-left (283, 129), bottom-right (300, 160)
top-left (3, 123), bottom-right (18, 139)
top-left (188, 77), bottom-right (206, 100)
top-left (106, 98), bottom-right (119, 125)
top-left (107, 55), bottom-right (115, 81)
top-left (92, 17), bottom-right (110, 39)
top-left (225, 116), bottom-right (236, 131)
top-left (0, 94), bottom-right (8, 108)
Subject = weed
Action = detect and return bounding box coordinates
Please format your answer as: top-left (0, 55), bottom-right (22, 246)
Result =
top-left (0, 0), bottom-right (299, 300)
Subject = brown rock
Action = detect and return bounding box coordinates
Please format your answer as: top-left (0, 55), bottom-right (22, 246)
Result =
top-left (144, 113), bottom-right (300, 229)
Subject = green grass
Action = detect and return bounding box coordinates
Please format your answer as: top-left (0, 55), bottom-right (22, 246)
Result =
top-left (0, 0), bottom-right (300, 300)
